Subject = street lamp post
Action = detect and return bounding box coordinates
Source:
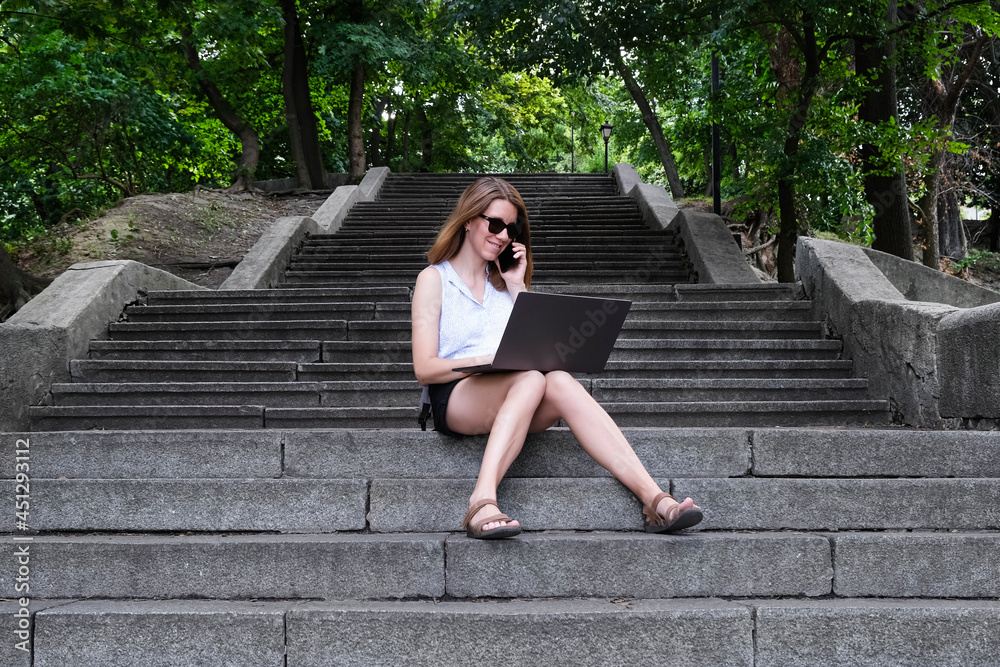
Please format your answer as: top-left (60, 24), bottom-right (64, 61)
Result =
top-left (600, 122), bottom-right (614, 173)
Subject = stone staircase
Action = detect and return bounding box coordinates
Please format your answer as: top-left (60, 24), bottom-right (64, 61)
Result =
top-left (4, 172), bottom-right (998, 666)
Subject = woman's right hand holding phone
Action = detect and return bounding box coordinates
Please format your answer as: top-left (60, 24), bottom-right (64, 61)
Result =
top-left (498, 241), bottom-right (528, 297)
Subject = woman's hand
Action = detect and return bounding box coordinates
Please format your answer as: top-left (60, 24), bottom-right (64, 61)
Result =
top-left (498, 241), bottom-right (528, 295)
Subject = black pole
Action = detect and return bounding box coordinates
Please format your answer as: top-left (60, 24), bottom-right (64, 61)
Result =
top-left (571, 125), bottom-right (575, 173)
top-left (604, 140), bottom-right (609, 173)
top-left (712, 50), bottom-right (722, 216)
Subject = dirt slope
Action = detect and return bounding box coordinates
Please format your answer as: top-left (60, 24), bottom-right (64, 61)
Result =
top-left (17, 190), bottom-right (329, 288)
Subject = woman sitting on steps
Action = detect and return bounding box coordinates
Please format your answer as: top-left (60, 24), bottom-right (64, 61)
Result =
top-left (411, 176), bottom-right (703, 539)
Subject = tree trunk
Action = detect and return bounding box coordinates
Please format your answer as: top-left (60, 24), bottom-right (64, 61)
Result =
top-left (385, 111), bottom-right (397, 168)
top-left (347, 62), bottom-right (367, 184)
top-left (775, 19), bottom-right (821, 283)
top-left (179, 27), bottom-right (260, 191)
top-left (418, 106), bottom-right (432, 171)
top-left (281, 0), bottom-right (325, 189)
top-left (856, 0), bottom-right (914, 260)
top-left (918, 33), bottom-right (988, 268)
top-left (977, 44), bottom-right (1000, 252)
top-left (0, 246), bottom-right (50, 322)
top-left (609, 51), bottom-right (684, 198)
top-left (937, 179), bottom-right (966, 259)
top-left (400, 109), bottom-right (412, 172)
top-left (281, 0), bottom-right (309, 189)
top-left (369, 93), bottom-right (388, 168)
top-left (917, 151), bottom-right (943, 267)
top-left (990, 169), bottom-right (1000, 252)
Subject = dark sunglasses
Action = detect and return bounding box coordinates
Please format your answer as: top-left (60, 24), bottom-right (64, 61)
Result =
top-left (479, 214), bottom-right (524, 239)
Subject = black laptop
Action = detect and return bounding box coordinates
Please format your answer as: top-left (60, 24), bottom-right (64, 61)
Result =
top-left (452, 292), bottom-right (631, 374)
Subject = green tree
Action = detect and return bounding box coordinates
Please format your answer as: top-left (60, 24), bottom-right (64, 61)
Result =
top-left (450, 0), bottom-right (689, 194)
top-left (903, 2), bottom-right (998, 266)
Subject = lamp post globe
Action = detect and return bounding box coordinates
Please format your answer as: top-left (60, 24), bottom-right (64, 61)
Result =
top-left (600, 122), bottom-right (614, 173)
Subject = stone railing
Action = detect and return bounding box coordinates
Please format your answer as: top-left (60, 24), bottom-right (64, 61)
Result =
top-left (797, 237), bottom-right (1000, 428)
top-left (612, 164), bottom-right (759, 284)
top-left (222, 167), bottom-right (389, 290)
top-left (0, 261), bottom-right (203, 432)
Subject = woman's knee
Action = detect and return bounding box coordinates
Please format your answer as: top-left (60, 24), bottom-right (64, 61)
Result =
top-left (543, 370), bottom-right (585, 400)
top-left (509, 370), bottom-right (547, 399)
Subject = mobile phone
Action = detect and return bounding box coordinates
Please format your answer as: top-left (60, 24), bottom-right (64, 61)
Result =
top-left (497, 243), bottom-right (518, 273)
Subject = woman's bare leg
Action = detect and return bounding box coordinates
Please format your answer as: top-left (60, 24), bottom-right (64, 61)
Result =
top-left (528, 371), bottom-right (698, 518)
top-left (446, 370), bottom-right (548, 531)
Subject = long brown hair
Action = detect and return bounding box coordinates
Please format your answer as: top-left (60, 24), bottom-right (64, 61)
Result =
top-left (426, 177), bottom-right (533, 291)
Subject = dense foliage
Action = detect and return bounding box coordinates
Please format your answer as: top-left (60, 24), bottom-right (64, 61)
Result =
top-left (2, 0), bottom-right (999, 280)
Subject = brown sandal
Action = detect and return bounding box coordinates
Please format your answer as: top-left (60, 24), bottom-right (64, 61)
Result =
top-left (643, 492), bottom-right (703, 533)
top-left (462, 498), bottom-right (521, 540)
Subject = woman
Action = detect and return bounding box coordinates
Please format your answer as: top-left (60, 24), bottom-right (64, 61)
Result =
top-left (411, 177), bottom-right (702, 539)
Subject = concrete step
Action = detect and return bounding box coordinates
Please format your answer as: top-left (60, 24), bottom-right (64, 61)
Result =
top-left (28, 405), bottom-right (411, 430)
top-left (292, 359), bottom-right (855, 381)
top-left (293, 248), bottom-right (680, 261)
top-left (297, 361), bottom-right (416, 380)
top-left (599, 359), bottom-right (854, 378)
top-left (337, 211), bottom-right (647, 221)
top-left (135, 318), bottom-right (827, 346)
top-left (70, 360), bottom-right (299, 382)
top-left (286, 260), bottom-right (436, 272)
top-left (313, 339), bottom-right (846, 364)
top-left (51, 382), bottom-right (318, 407)
top-left (108, 320), bottom-right (347, 341)
top-left (284, 259), bottom-right (689, 273)
top-left (24, 476), bottom-right (995, 533)
top-left (29, 405), bottom-right (265, 431)
top-left (298, 243), bottom-right (680, 257)
top-left (366, 476), bottom-right (996, 533)
top-left (144, 287), bottom-right (411, 305)
top-left (283, 276), bottom-right (694, 289)
top-left (623, 300), bottom-right (813, 321)
top-left (274, 280), bottom-right (418, 289)
top-left (89, 340), bottom-right (323, 362)
top-left (24, 478), bottom-right (367, 532)
top-left (290, 252), bottom-right (685, 267)
top-left (0, 532), bottom-right (841, 600)
top-left (16, 427), bottom-right (1000, 481)
top-left (18, 598), bottom-right (1000, 667)
top-left (608, 339), bottom-right (844, 361)
top-left (282, 268), bottom-right (692, 283)
top-left (306, 231), bottom-right (671, 243)
top-left (0, 534), bottom-right (446, 599)
top-left (264, 406), bottom-right (418, 429)
top-left (321, 340), bottom-right (411, 362)
top-left (674, 283), bottom-right (801, 302)
top-left (678, 477), bottom-right (1000, 530)
top-left (124, 302), bottom-right (382, 322)
top-left (50, 381), bottom-right (422, 408)
top-left (619, 319), bottom-right (824, 339)
top-left (590, 378), bottom-right (872, 402)
top-left (45, 399), bottom-right (881, 430)
top-left (602, 400), bottom-right (889, 427)
top-left (9, 427), bottom-right (750, 480)
top-left (535, 283), bottom-right (680, 300)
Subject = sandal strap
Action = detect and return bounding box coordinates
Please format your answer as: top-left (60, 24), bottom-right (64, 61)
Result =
top-left (643, 492), bottom-right (677, 526)
top-left (462, 498), bottom-right (499, 530)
